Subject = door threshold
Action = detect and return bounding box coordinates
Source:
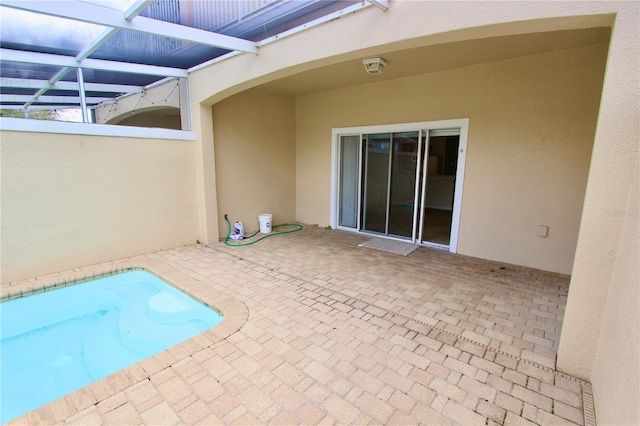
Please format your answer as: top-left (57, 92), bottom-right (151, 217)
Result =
top-left (420, 242), bottom-right (450, 251)
top-left (359, 232), bottom-right (415, 244)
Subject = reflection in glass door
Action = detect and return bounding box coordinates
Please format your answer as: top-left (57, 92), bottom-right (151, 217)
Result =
top-left (361, 132), bottom-right (419, 238)
top-left (388, 132), bottom-right (419, 238)
top-left (361, 133), bottom-right (390, 234)
top-left (420, 132), bottom-right (460, 245)
top-left (338, 135), bottom-right (360, 228)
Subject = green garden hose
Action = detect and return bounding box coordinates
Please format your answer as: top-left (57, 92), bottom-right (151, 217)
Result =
top-left (223, 214), bottom-right (303, 246)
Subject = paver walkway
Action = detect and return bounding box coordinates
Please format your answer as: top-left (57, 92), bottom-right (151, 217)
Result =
top-left (4, 226), bottom-right (590, 425)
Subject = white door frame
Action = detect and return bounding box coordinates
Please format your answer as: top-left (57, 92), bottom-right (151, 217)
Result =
top-left (330, 118), bottom-right (469, 253)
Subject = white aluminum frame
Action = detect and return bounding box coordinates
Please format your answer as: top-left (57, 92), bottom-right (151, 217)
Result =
top-left (1, 0), bottom-right (257, 53)
top-left (1, 0), bottom-right (390, 129)
top-left (0, 0), bottom-right (254, 116)
top-left (0, 49), bottom-right (188, 78)
top-left (0, 78), bottom-right (143, 94)
top-left (334, 134), bottom-right (363, 230)
top-left (331, 118), bottom-right (469, 253)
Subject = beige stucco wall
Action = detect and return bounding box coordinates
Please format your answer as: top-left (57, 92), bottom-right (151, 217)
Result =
top-left (187, 1), bottom-right (638, 422)
top-left (296, 44), bottom-right (606, 274)
top-left (115, 107), bottom-right (181, 129)
top-left (0, 131), bottom-right (199, 283)
top-left (558, 4), bottom-right (639, 424)
top-left (211, 88), bottom-right (296, 238)
top-left (591, 162), bottom-right (639, 425)
top-left (187, 1), bottom-right (620, 247)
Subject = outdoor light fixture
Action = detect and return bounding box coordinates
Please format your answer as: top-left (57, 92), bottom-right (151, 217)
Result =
top-left (363, 57), bottom-right (388, 74)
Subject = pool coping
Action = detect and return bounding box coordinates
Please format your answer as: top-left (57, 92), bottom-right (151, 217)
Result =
top-left (1, 255), bottom-right (249, 425)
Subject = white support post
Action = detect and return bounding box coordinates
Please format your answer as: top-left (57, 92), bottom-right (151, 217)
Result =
top-left (366, 0), bottom-right (389, 11)
top-left (76, 68), bottom-right (89, 123)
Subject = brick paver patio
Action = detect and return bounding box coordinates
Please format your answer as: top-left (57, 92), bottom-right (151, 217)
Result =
top-left (4, 226), bottom-right (591, 425)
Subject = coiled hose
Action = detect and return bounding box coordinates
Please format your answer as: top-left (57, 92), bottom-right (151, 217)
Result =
top-left (223, 214), bottom-right (303, 246)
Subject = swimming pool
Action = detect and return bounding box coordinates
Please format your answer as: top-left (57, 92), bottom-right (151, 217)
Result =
top-left (0, 270), bottom-right (223, 423)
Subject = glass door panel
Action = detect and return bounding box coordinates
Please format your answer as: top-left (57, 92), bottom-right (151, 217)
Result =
top-left (388, 131), bottom-right (419, 238)
top-left (421, 134), bottom-right (460, 245)
top-left (361, 133), bottom-right (390, 234)
top-left (338, 135), bottom-right (360, 228)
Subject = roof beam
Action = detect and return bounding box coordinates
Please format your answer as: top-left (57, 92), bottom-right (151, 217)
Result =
top-left (1, 78), bottom-right (143, 94)
top-left (1, 0), bottom-right (258, 54)
top-left (20, 1), bottom-right (154, 110)
top-left (0, 105), bottom-right (76, 110)
top-left (366, 0), bottom-right (389, 11)
top-left (75, 1), bottom-right (152, 61)
top-left (22, 1), bottom-right (153, 109)
top-left (124, 0), bottom-right (155, 20)
top-left (24, 67), bottom-right (71, 109)
top-left (76, 27), bottom-right (119, 62)
top-left (0, 49), bottom-right (188, 78)
top-left (1, 94), bottom-right (112, 105)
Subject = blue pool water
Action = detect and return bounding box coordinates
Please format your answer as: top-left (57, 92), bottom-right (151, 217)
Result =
top-left (0, 271), bottom-right (223, 423)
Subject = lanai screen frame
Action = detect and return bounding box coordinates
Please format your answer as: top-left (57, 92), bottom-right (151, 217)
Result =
top-left (0, 0), bottom-right (386, 134)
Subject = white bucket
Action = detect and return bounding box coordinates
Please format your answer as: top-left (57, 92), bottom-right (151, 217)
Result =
top-left (258, 214), bottom-right (272, 234)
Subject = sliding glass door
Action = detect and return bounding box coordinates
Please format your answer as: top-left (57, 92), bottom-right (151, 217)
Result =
top-left (359, 132), bottom-right (419, 238)
top-left (334, 119), bottom-right (467, 251)
top-left (361, 133), bottom-right (391, 234)
top-left (387, 132), bottom-right (419, 238)
top-left (419, 131), bottom-right (460, 245)
top-left (338, 135), bottom-right (360, 228)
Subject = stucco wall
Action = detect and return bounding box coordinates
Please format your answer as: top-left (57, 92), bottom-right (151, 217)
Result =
top-left (295, 45), bottom-right (606, 274)
top-left (116, 107), bottom-right (181, 130)
top-left (0, 131), bottom-right (199, 283)
top-left (212, 88), bottom-right (296, 238)
top-left (186, 0), bottom-right (619, 247)
top-left (187, 1), bottom-right (639, 420)
top-left (590, 163), bottom-right (639, 425)
top-left (558, 4), bottom-right (639, 424)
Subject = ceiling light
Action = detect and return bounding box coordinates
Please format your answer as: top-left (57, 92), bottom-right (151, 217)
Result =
top-left (363, 57), bottom-right (387, 74)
